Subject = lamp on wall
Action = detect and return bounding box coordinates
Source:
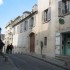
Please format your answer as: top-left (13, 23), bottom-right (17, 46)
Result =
top-left (0, 27), bottom-right (2, 39)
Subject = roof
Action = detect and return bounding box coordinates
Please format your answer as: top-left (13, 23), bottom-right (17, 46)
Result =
top-left (12, 11), bottom-right (38, 27)
top-left (23, 11), bottom-right (31, 14)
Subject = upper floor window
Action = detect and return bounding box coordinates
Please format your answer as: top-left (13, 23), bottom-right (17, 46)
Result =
top-left (24, 21), bottom-right (28, 31)
top-left (29, 17), bottom-right (34, 28)
top-left (58, 0), bottom-right (70, 16)
top-left (20, 23), bottom-right (23, 33)
top-left (42, 7), bottom-right (51, 23)
top-left (13, 27), bottom-right (15, 35)
top-left (44, 37), bottom-right (47, 46)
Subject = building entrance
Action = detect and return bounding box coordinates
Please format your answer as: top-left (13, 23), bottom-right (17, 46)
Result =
top-left (62, 33), bottom-right (70, 55)
top-left (29, 32), bottom-right (35, 53)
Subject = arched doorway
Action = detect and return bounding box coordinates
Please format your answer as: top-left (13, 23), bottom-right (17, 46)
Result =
top-left (29, 32), bottom-right (35, 53)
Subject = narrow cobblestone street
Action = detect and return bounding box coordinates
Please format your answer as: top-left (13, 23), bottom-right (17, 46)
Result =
top-left (8, 54), bottom-right (65, 70)
top-left (0, 53), bottom-right (70, 70)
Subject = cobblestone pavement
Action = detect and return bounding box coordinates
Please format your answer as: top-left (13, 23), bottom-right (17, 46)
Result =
top-left (8, 54), bottom-right (65, 70)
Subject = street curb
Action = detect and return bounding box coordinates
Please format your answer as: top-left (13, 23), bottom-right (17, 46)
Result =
top-left (23, 53), bottom-right (70, 70)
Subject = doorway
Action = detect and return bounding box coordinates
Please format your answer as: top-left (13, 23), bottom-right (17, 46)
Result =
top-left (62, 32), bottom-right (70, 55)
top-left (29, 32), bottom-right (35, 53)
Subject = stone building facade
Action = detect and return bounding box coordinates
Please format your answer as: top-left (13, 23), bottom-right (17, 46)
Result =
top-left (5, 4), bottom-right (38, 54)
top-left (5, 0), bottom-right (70, 57)
top-left (37, 0), bottom-right (70, 57)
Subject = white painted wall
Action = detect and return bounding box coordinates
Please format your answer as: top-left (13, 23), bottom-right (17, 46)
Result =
top-left (37, 0), bottom-right (70, 57)
top-left (13, 12), bottom-right (38, 53)
top-left (5, 0), bottom-right (70, 57)
top-left (37, 0), bottom-right (59, 57)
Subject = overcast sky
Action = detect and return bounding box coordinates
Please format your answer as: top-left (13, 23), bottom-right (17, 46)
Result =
top-left (0, 0), bottom-right (37, 34)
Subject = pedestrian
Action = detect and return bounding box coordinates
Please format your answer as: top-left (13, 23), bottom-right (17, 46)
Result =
top-left (0, 39), bottom-right (7, 61)
top-left (9, 43), bottom-right (14, 54)
top-left (6, 44), bottom-right (10, 54)
top-left (0, 39), bottom-right (5, 55)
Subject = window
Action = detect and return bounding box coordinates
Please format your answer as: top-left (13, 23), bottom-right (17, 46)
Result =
top-left (44, 9), bottom-right (48, 21)
top-left (24, 21), bottom-right (28, 31)
top-left (63, 1), bottom-right (70, 14)
top-left (44, 37), bottom-right (47, 46)
top-left (13, 27), bottom-right (15, 35)
top-left (17, 25), bottom-right (20, 34)
top-left (20, 23), bottom-right (23, 33)
top-left (42, 7), bottom-right (51, 22)
top-left (29, 17), bottom-right (34, 28)
top-left (58, 1), bottom-right (70, 16)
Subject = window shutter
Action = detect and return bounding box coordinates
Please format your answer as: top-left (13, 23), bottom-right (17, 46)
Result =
top-left (33, 16), bottom-right (35, 27)
top-left (58, 1), bottom-right (64, 16)
top-left (68, 1), bottom-right (70, 12)
top-left (29, 19), bottom-right (31, 28)
top-left (55, 33), bottom-right (61, 56)
top-left (42, 11), bottom-right (44, 23)
top-left (32, 17), bottom-right (34, 27)
top-left (20, 23), bottom-right (23, 33)
top-left (29, 17), bottom-right (34, 28)
top-left (44, 11), bottom-right (47, 21)
top-left (26, 21), bottom-right (28, 30)
top-left (47, 7), bottom-right (51, 21)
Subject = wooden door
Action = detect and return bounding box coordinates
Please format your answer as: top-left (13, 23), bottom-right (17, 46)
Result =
top-left (30, 33), bottom-right (35, 53)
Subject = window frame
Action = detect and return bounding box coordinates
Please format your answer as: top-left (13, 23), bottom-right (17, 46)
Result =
top-left (24, 20), bottom-right (28, 31)
top-left (20, 23), bottom-right (23, 33)
top-left (44, 37), bottom-right (47, 46)
top-left (29, 17), bottom-right (34, 28)
top-left (42, 7), bottom-right (51, 23)
top-left (58, 0), bottom-right (70, 17)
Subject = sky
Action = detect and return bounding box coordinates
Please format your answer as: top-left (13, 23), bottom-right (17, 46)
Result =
top-left (0, 0), bottom-right (37, 34)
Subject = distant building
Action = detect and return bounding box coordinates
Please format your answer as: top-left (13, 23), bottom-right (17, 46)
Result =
top-left (1, 34), bottom-right (5, 41)
top-left (5, 20), bottom-right (13, 47)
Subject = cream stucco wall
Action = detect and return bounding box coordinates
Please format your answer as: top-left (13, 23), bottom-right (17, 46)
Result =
top-left (37, 0), bottom-right (70, 57)
top-left (5, 0), bottom-right (70, 57)
top-left (37, 0), bottom-right (60, 57)
top-left (12, 12), bottom-right (39, 54)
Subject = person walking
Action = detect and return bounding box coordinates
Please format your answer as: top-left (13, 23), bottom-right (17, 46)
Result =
top-left (0, 39), bottom-right (7, 61)
top-left (6, 44), bottom-right (10, 54)
top-left (0, 39), bottom-right (5, 55)
top-left (9, 43), bottom-right (14, 54)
